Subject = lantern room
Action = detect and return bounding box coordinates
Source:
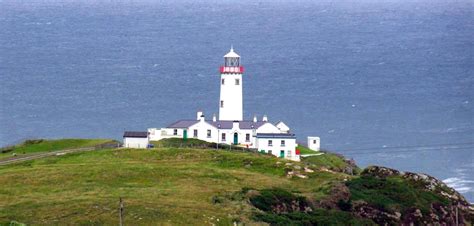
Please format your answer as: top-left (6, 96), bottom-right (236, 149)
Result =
top-left (220, 47), bottom-right (244, 73)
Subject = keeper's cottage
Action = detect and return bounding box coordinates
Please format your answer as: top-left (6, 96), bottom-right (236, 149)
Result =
top-left (125, 48), bottom-right (320, 161)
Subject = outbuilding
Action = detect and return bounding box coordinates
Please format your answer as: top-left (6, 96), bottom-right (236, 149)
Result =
top-left (255, 133), bottom-right (300, 161)
top-left (123, 131), bottom-right (149, 148)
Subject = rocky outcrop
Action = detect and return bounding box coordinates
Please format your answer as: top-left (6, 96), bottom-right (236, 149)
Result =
top-left (359, 166), bottom-right (474, 225)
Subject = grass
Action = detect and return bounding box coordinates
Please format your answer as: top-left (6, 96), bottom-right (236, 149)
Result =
top-left (301, 150), bottom-right (351, 172)
top-left (297, 145), bottom-right (318, 155)
top-left (347, 175), bottom-right (450, 214)
top-left (0, 139), bottom-right (116, 160)
top-left (0, 147), bottom-right (348, 225)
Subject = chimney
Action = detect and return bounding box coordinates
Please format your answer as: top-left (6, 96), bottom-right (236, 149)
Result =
top-left (200, 114), bottom-right (205, 122)
top-left (232, 120), bottom-right (239, 130)
top-left (197, 111), bottom-right (203, 120)
top-left (262, 115), bottom-right (268, 122)
top-left (253, 115), bottom-right (257, 123)
top-left (213, 113), bottom-right (217, 122)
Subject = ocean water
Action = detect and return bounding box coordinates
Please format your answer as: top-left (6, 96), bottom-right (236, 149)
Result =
top-left (1, 0), bottom-right (473, 201)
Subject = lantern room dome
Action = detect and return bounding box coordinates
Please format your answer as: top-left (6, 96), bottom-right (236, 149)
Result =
top-left (224, 47), bottom-right (240, 58)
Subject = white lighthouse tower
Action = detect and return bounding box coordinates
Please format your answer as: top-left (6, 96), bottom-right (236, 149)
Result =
top-left (219, 47), bottom-right (244, 121)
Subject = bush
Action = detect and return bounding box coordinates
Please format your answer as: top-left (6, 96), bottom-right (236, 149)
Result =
top-left (249, 188), bottom-right (310, 213)
top-left (23, 139), bottom-right (44, 145)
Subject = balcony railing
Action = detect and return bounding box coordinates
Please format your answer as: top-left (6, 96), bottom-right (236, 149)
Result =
top-left (220, 66), bottom-right (244, 74)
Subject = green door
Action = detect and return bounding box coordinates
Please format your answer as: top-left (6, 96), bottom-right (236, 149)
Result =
top-left (233, 133), bottom-right (238, 145)
top-left (279, 150), bottom-right (285, 158)
top-left (183, 130), bottom-right (187, 140)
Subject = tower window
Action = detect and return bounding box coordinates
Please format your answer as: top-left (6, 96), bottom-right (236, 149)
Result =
top-left (220, 100), bottom-right (224, 108)
top-left (221, 79), bottom-right (225, 85)
top-left (235, 79), bottom-right (240, 85)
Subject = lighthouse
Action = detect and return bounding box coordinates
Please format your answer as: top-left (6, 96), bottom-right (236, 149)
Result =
top-left (219, 47), bottom-right (244, 121)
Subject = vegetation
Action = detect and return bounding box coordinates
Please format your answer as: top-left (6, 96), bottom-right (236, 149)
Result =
top-left (296, 144), bottom-right (317, 155)
top-left (0, 146), bottom-right (350, 225)
top-left (347, 175), bottom-right (450, 214)
top-left (0, 139), bottom-right (470, 225)
top-left (301, 148), bottom-right (360, 174)
top-left (0, 139), bottom-right (116, 159)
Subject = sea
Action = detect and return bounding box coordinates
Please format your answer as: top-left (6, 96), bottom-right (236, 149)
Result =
top-left (1, 0), bottom-right (473, 202)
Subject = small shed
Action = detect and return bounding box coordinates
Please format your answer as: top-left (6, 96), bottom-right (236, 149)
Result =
top-left (123, 131), bottom-right (149, 149)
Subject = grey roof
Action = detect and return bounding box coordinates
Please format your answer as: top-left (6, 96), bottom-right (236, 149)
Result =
top-left (123, 131), bottom-right (148, 138)
top-left (166, 120), bottom-right (199, 128)
top-left (208, 120), bottom-right (267, 129)
top-left (256, 133), bottom-right (296, 139)
top-left (166, 119), bottom-right (267, 130)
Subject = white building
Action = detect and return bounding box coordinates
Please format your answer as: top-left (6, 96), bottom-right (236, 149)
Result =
top-left (308, 136), bottom-right (321, 151)
top-left (255, 133), bottom-right (300, 161)
top-left (147, 48), bottom-right (305, 161)
top-left (123, 131), bottom-right (149, 149)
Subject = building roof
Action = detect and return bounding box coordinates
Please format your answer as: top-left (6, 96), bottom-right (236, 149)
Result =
top-left (166, 119), bottom-right (267, 130)
top-left (224, 47), bottom-right (240, 58)
top-left (123, 131), bottom-right (148, 138)
top-left (209, 120), bottom-right (266, 129)
top-left (166, 120), bottom-right (199, 128)
top-left (256, 133), bottom-right (296, 139)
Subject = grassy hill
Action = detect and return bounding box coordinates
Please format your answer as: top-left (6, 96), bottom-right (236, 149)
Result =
top-left (0, 139), bottom-right (116, 160)
top-left (0, 139), bottom-right (472, 225)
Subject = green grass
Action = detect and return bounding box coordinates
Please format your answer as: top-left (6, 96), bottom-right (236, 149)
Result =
top-left (0, 147), bottom-right (347, 225)
top-left (0, 139), bottom-right (115, 160)
top-left (297, 145), bottom-right (318, 155)
top-left (301, 151), bottom-right (350, 172)
top-left (347, 175), bottom-right (450, 214)
top-left (151, 138), bottom-right (213, 148)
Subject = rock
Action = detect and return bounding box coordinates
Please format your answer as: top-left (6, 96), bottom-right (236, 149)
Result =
top-left (293, 165), bottom-right (302, 170)
top-left (317, 183), bottom-right (351, 210)
top-left (285, 163), bottom-right (293, 166)
top-left (361, 165), bottom-right (400, 178)
top-left (352, 201), bottom-right (400, 224)
top-left (295, 174), bottom-right (307, 179)
top-left (304, 167), bottom-right (314, 173)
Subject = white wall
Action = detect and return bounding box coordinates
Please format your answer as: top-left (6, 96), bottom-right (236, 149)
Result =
top-left (188, 120), bottom-right (218, 143)
top-left (256, 123), bottom-right (281, 134)
top-left (123, 137), bottom-right (149, 149)
top-left (276, 122), bottom-right (290, 133)
top-left (308, 136), bottom-right (320, 151)
top-left (219, 73), bottom-right (243, 121)
top-left (255, 137), bottom-right (299, 161)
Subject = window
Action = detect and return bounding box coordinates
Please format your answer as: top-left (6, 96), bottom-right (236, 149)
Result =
top-left (235, 79), bottom-right (240, 85)
top-left (268, 150), bottom-right (272, 155)
top-left (281, 140), bottom-right (285, 147)
top-left (287, 150), bottom-right (291, 157)
top-left (221, 79), bottom-right (225, 85)
top-left (313, 140), bottom-right (317, 144)
top-left (268, 140), bottom-right (273, 146)
top-left (221, 133), bottom-right (226, 141)
top-left (193, 129), bottom-right (198, 138)
top-left (245, 133), bottom-right (250, 142)
top-left (173, 129), bottom-right (178, 135)
top-left (207, 130), bottom-right (211, 138)
top-left (220, 100), bottom-right (224, 108)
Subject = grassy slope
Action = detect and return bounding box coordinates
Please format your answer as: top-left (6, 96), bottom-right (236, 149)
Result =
top-left (297, 145), bottom-right (318, 155)
top-left (0, 139), bottom-right (115, 159)
top-left (0, 147), bottom-right (349, 225)
top-left (299, 145), bottom-right (352, 172)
